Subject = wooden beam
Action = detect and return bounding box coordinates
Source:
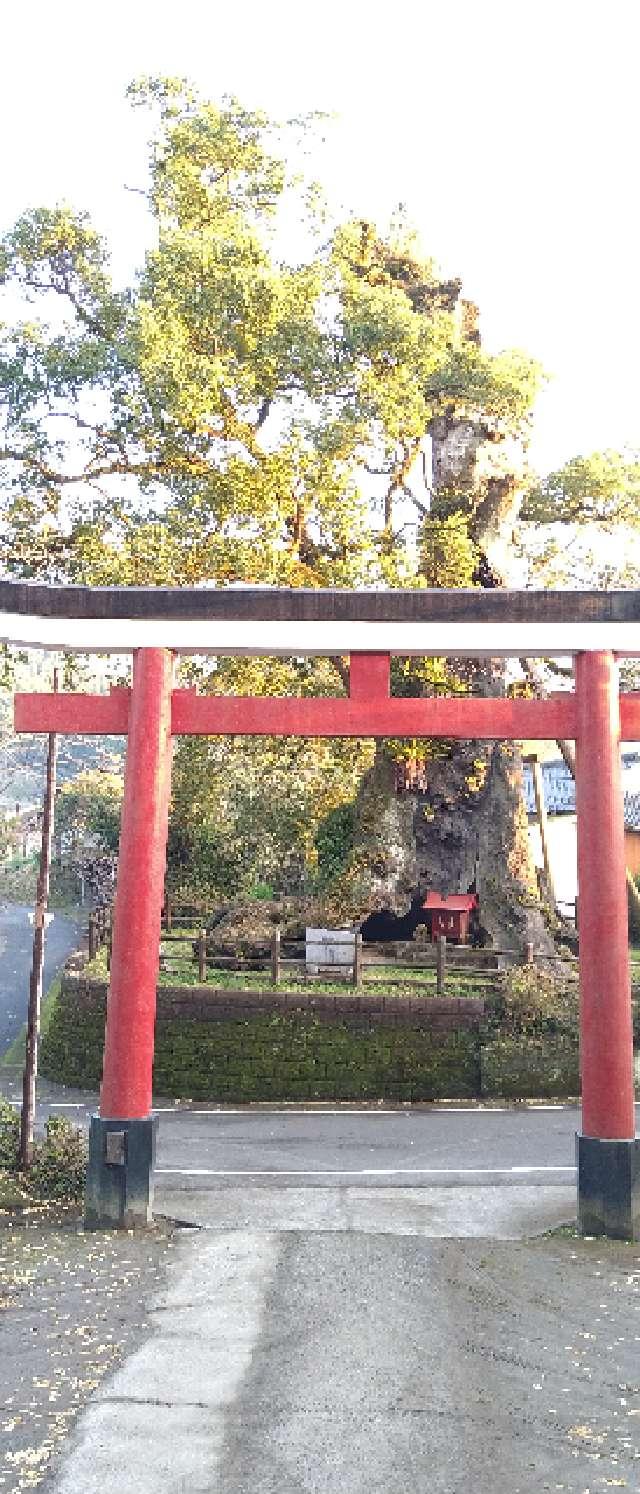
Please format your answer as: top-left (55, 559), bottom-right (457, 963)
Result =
top-left (14, 689), bottom-right (130, 735)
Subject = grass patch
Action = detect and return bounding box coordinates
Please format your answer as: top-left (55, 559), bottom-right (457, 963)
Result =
top-left (86, 943), bottom-right (488, 1000)
top-left (0, 973), bottom-right (64, 1068)
top-left (0, 1170), bottom-right (30, 1207)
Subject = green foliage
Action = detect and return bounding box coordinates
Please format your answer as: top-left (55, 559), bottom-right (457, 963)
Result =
top-left (29, 1115), bottom-right (87, 1201)
top-left (250, 883), bottom-right (275, 901)
top-left (481, 1037), bottom-right (579, 1100)
top-left (420, 512), bottom-right (479, 589)
top-left (0, 1096), bottom-right (86, 1200)
top-left (169, 670), bottom-right (374, 899)
top-left (523, 449), bottom-right (640, 527)
top-left (0, 1096), bottom-right (19, 1169)
top-left (0, 75), bottom-right (541, 598)
top-left (487, 964), bottom-right (579, 1037)
top-left (314, 801), bottom-right (356, 889)
top-left (56, 770), bottom-right (123, 852)
top-left (0, 75), bottom-right (548, 903)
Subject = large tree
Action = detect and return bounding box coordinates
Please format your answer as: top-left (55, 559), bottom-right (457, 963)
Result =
top-left (0, 76), bottom-right (585, 950)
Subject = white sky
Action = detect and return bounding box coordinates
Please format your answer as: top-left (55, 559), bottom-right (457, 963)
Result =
top-left (1, 0), bottom-right (638, 475)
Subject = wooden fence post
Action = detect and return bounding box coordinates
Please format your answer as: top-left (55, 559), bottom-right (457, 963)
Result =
top-left (353, 931), bottom-right (363, 989)
top-left (271, 926), bottom-right (281, 986)
top-left (165, 895), bottom-right (172, 933)
top-left (525, 941), bottom-right (534, 965)
top-left (88, 913), bottom-right (97, 963)
top-left (198, 929), bottom-right (207, 983)
top-left (437, 934), bottom-right (446, 996)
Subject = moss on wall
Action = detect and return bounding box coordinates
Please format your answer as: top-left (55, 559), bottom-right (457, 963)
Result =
top-left (41, 976), bottom-right (595, 1102)
top-left (480, 1036), bottom-right (579, 1099)
top-left (40, 977), bottom-right (481, 1101)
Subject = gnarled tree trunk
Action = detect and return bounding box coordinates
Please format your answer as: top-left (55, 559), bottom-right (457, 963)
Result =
top-left (330, 358), bottom-right (559, 962)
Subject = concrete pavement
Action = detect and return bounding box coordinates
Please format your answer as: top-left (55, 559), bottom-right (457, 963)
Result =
top-left (47, 1199), bottom-right (640, 1494)
top-left (156, 1180), bottom-right (576, 1237)
top-left (13, 1091), bottom-right (640, 1491)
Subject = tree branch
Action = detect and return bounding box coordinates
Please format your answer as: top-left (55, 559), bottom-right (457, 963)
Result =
top-left (255, 398), bottom-right (272, 431)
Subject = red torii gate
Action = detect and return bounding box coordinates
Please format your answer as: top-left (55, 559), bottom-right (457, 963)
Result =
top-left (8, 583), bottom-right (640, 1239)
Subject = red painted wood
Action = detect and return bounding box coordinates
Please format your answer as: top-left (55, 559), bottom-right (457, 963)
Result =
top-left (620, 694), bottom-right (640, 738)
top-left (349, 653), bottom-right (390, 698)
top-left (20, 685), bottom-right (640, 744)
top-left (170, 692), bottom-right (577, 739)
top-left (575, 651), bottom-right (635, 1139)
top-left (423, 893), bottom-right (478, 911)
top-left (14, 689), bottom-right (130, 735)
top-left (15, 680), bottom-right (577, 741)
top-left (100, 652), bottom-right (173, 1120)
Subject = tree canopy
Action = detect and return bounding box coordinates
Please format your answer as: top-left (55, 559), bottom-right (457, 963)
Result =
top-left (0, 75), bottom-right (542, 593)
top-left (2, 75), bottom-right (628, 903)
top-left (522, 450), bottom-right (640, 528)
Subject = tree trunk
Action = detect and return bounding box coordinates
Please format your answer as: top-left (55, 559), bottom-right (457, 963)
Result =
top-left (331, 395), bottom-right (559, 963)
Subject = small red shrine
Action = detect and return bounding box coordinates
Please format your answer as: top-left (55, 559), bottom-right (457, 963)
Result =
top-left (423, 891), bottom-right (478, 943)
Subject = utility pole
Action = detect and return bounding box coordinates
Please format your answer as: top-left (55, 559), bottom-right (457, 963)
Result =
top-left (20, 670), bottom-right (58, 1169)
top-left (524, 752), bottom-right (555, 902)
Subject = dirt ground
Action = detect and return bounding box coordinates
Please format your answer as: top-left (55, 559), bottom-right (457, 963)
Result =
top-left (0, 1207), bottom-right (175, 1493)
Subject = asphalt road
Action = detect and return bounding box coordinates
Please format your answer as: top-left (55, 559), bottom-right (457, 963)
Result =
top-left (151, 1101), bottom-right (581, 1186)
top-left (0, 1065), bottom-right (599, 1187)
top-left (0, 902), bottom-right (81, 1055)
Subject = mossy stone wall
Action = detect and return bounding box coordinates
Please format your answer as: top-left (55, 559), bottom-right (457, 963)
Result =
top-left (40, 977), bottom-right (483, 1102)
top-left (480, 1036), bottom-right (580, 1099)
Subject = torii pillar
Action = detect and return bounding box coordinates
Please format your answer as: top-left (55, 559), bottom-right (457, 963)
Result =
top-left (85, 650), bottom-right (173, 1228)
top-left (575, 651), bottom-right (639, 1239)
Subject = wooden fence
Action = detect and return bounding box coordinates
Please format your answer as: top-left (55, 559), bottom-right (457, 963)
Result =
top-left (156, 923), bottom-right (582, 997)
top-left (88, 904), bottom-right (112, 967)
top-left (89, 899), bottom-right (640, 996)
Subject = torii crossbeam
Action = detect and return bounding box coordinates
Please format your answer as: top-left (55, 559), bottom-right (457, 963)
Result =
top-left (8, 583), bottom-right (640, 1239)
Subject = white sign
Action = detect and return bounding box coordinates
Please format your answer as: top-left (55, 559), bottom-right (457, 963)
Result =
top-left (306, 927), bottom-right (356, 969)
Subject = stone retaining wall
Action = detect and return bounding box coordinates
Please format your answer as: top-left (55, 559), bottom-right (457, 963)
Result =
top-left (41, 976), bottom-right (484, 1102)
top-left (41, 975), bottom-right (593, 1102)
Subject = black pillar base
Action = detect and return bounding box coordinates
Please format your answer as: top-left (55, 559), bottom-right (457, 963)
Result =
top-left (577, 1133), bottom-right (640, 1241)
top-left (85, 1115), bottom-right (158, 1230)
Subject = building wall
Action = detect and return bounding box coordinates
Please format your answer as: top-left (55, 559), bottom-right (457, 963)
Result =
top-left (625, 830), bottom-right (640, 879)
top-left (529, 815), bottom-right (640, 907)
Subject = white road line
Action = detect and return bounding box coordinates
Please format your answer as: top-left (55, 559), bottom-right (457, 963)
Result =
top-left (152, 1107), bottom-right (514, 1117)
top-left (151, 1105), bottom-right (575, 1117)
top-left (155, 1165), bottom-right (576, 1178)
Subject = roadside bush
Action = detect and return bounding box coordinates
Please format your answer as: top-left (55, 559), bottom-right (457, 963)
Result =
top-left (29, 1116), bottom-right (87, 1202)
top-left (487, 964), bottom-right (579, 1038)
top-left (0, 1096), bottom-right (20, 1171)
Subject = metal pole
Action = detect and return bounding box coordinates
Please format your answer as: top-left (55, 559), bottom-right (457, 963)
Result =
top-left (525, 753), bottom-right (554, 900)
top-left (20, 671), bottom-right (58, 1169)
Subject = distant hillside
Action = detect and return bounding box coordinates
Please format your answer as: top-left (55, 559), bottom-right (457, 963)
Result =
top-left (0, 648), bottom-right (128, 810)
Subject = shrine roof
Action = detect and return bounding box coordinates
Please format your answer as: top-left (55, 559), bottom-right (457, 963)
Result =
top-left (423, 893), bottom-right (478, 912)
